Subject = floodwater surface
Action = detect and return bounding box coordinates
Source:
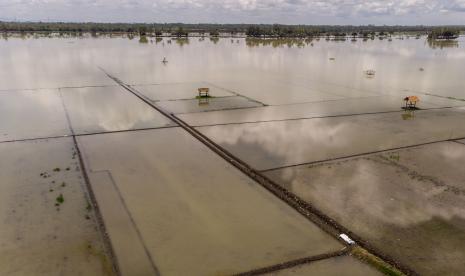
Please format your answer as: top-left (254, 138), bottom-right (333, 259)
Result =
top-left (178, 94), bottom-right (464, 126)
top-left (1, 35), bottom-right (465, 275)
top-left (60, 86), bottom-right (175, 134)
top-left (0, 38), bottom-right (114, 90)
top-left (0, 90), bottom-right (70, 141)
top-left (133, 82), bottom-right (234, 101)
top-left (2, 36), bottom-right (464, 100)
top-left (156, 95), bottom-right (263, 114)
top-left (0, 138), bottom-right (113, 275)
top-left (265, 142), bottom-right (465, 275)
top-left (266, 255), bottom-right (381, 276)
top-left (197, 108), bottom-right (465, 170)
top-left (77, 128), bottom-right (343, 276)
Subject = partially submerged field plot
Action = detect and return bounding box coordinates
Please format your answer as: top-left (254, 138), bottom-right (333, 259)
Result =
top-left (60, 86), bottom-right (175, 134)
top-left (156, 96), bottom-right (262, 114)
top-left (0, 90), bottom-right (70, 142)
top-left (265, 141), bottom-right (465, 275)
top-left (0, 138), bottom-right (113, 275)
top-left (265, 255), bottom-right (381, 276)
top-left (211, 80), bottom-right (346, 105)
top-left (132, 82), bottom-right (263, 114)
top-left (197, 108), bottom-right (465, 171)
top-left (132, 82), bottom-right (234, 101)
top-left (178, 94), bottom-right (464, 126)
top-left (77, 127), bottom-right (354, 275)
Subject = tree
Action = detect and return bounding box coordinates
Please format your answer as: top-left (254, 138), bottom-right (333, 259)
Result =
top-left (246, 26), bottom-right (262, 37)
top-left (428, 28), bottom-right (459, 40)
top-left (138, 26), bottom-right (147, 36)
top-left (174, 27), bottom-right (187, 37)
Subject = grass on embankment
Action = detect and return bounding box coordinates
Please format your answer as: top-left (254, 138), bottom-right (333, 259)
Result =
top-left (351, 246), bottom-right (406, 276)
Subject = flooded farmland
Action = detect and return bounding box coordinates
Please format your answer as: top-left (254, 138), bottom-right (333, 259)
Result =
top-left (1, 35), bottom-right (465, 275)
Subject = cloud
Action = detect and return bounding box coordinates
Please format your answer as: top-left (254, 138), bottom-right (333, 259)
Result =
top-left (0, 0), bottom-right (464, 24)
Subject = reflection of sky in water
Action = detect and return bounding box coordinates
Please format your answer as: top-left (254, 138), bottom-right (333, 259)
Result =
top-left (0, 90), bottom-right (70, 141)
top-left (198, 109), bottom-right (465, 170)
top-left (277, 150), bottom-right (465, 228)
top-left (0, 38), bottom-right (114, 90)
top-left (2, 36), bottom-right (463, 99)
top-left (266, 141), bottom-right (465, 274)
top-left (61, 87), bottom-right (174, 133)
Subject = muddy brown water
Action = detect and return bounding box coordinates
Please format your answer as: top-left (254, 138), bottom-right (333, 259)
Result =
top-left (0, 138), bottom-right (113, 275)
top-left (197, 108), bottom-right (465, 171)
top-left (1, 36), bottom-right (464, 100)
top-left (60, 86), bottom-right (175, 134)
top-left (265, 142), bottom-right (465, 275)
top-left (0, 90), bottom-right (71, 142)
top-left (77, 128), bottom-right (342, 275)
top-left (179, 94), bottom-right (465, 126)
top-left (265, 255), bottom-right (381, 276)
top-left (1, 36), bottom-right (465, 275)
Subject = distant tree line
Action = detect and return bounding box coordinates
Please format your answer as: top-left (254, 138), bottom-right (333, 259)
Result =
top-left (427, 28), bottom-right (460, 40)
top-left (245, 24), bottom-right (464, 38)
top-left (0, 22), bottom-right (463, 38)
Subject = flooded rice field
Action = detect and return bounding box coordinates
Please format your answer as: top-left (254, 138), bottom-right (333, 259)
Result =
top-left (60, 86), bottom-right (175, 134)
top-left (1, 35), bottom-right (465, 275)
top-left (77, 128), bottom-right (342, 275)
top-left (0, 138), bottom-right (113, 275)
top-left (265, 255), bottom-right (381, 276)
top-left (197, 108), bottom-right (465, 170)
top-left (265, 142), bottom-right (465, 275)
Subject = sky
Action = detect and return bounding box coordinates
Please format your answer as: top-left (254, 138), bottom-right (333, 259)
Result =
top-left (1, 0), bottom-right (465, 25)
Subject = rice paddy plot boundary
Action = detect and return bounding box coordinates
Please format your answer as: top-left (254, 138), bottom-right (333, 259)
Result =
top-left (149, 95), bottom-right (236, 102)
top-left (58, 88), bottom-right (122, 276)
top-left (452, 140), bottom-right (465, 146)
top-left (260, 137), bottom-right (465, 173)
top-left (0, 126), bottom-right (180, 144)
top-left (100, 67), bottom-right (415, 276)
top-left (0, 84), bottom-right (119, 93)
top-left (233, 248), bottom-right (350, 276)
top-left (204, 81), bottom-right (268, 107)
top-left (187, 106), bottom-right (457, 127)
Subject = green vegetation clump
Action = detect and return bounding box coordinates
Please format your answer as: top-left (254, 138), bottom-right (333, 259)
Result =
top-left (352, 247), bottom-right (405, 276)
top-left (138, 26), bottom-right (147, 36)
top-left (40, 172), bottom-right (50, 178)
top-left (246, 37), bottom-right (307, 48)
top-left (139, 36), bottom-right (148, 43)
top-left (53, 167), bottom-right (61, 172)
top-left (428, 28), bottom-right (460, 40)
top-left (86, 202), bottom-right (92, 211)
top-left (56, 194), bottom-right (64, 204)
top-left (389, 153), bottom-right (400, 161)
top-left (1, 22), bottom-right (459, 39)
top-left (174, 27), bottom-right (188, 37)
top-left (209, 30), bottom-right (220, 37)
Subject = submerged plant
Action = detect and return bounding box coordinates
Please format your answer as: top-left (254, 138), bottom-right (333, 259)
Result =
top-left (389, 153), bottom-right (400, 161)
top-left (56, 194), bottom-right (64, 204)
top-left (86, 202), bottom-right (92, 211)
